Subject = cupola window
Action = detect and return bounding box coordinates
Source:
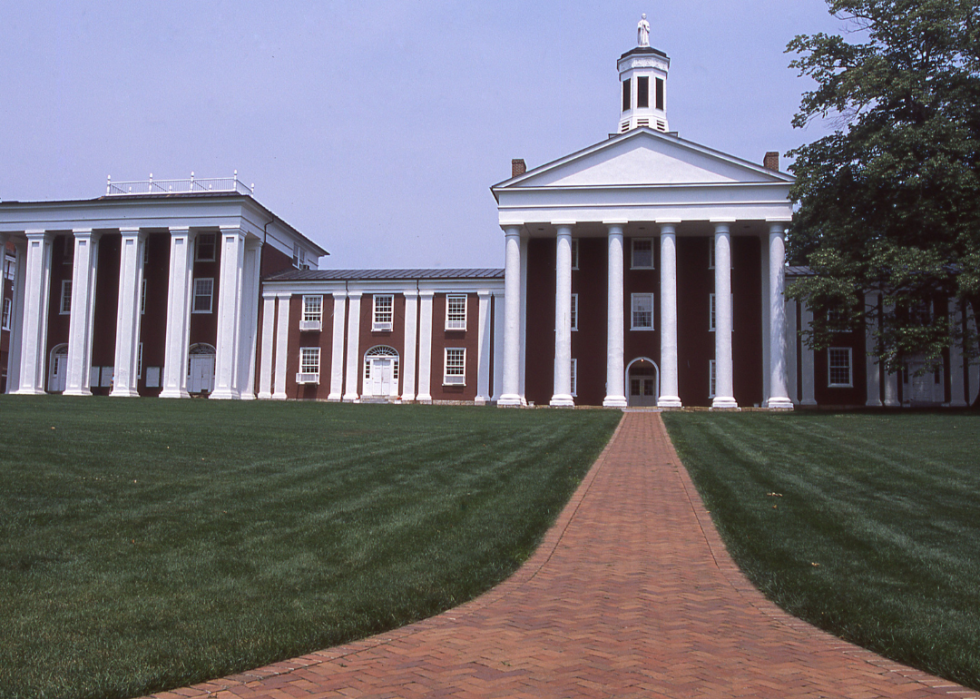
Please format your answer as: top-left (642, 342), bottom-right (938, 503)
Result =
top-left (637, 77), bottom-right (649, 109)
top-left (622, 79), bottom-right (631, 111)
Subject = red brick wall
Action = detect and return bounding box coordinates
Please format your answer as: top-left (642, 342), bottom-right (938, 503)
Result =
top-left (572, 238), bottom-right (608, 406)
top-left (676, 237), bottom-right (712, 406)
top-left (430, 293), bottom-right (479, 402)
top-left (732, 236), bottom-right (763, 407)
top-left (285, 293), bottom-right (335, 400)
top-left (358, 293), bottom-right (406, 396)
top-left (138, 233), bottom-right (171, 397)
top-left (525, 238), bottom-right (556, 406)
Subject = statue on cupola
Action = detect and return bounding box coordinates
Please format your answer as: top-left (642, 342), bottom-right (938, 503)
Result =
top-left (637, 13), bottom-right (651, 47)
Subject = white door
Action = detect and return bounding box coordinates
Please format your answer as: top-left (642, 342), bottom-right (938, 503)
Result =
top-left (369, 358), bottom-right (392, 397)
top-left (909, 361), bottom-right (940, 404)
top-left (188, 354), bottom-right (215, 394)
top-left (48, 346), bottom-right (68, 393)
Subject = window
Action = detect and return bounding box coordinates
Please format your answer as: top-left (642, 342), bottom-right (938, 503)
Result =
top-left (301, 295), bottom-right (323, 331)
top-left (828, 348), bottom-right (853, 387)
top-left (63, 237), bottom-right (74, 265)
top-left (571, 293), bottom-right (579, 331)
top-left (140, 278), bottom-right (147, 315)
top-left (571, 238), bottom-right (579, 270)
top-left (709, 294), bottom-right (734, 332)
top-left (195, 233), bottom-right (216, 262)
top-left (655, 77), bottom-right (665, 110)
top-left (5, 254), bottom-right (16, 280)
top-left (631, 239), bottom-right (653, 269)
top-left (827, 308), bottom-right (849, 333)
top-left (444, 348), bottom-right (466, 385)
top-left (145, 367), bottom-right (161, 388)
top-left (137, 342), bottom-right (143, 380)
top-left (2, 298), bottom-right (10, 330)
top-left (622, 78), bottom-right (631, 111)
top-left (446, 294), bottom-right (467, 330)
top-left (373, 294), bottom-right (393, 331)
top-left (631, 293), bottom-right (654, 330)
top-left (297, 347), bottom-right (320, 384)
top-left (709, 360), bottom-right (717, 399)
top-left (193, 278), bottom-right (213, 313)
top-left (570, 358), bottom-right (578, 397)
top-left (60, 280), bottom-right (72, 314)
top-left (143, 242), bottom-right (149, 267)
top-left (637, 76), bottom-right (650, 108)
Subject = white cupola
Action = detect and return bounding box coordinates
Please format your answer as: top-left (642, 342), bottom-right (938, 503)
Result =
top-left (617, 14), bottom-right (670, 134)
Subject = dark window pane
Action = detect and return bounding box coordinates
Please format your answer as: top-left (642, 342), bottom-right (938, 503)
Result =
top-left (656, 78), bottom-right (665, 110)
top-left (637, 77), bottom-right (649, 108)
top-left (622, 79), bottom-right (631, 111)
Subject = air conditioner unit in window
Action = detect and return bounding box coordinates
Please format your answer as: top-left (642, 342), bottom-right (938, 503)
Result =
top-left (295, 372), bottom-right (319, 385)
top-left (299, 320), bottom-right (322, 332)
top-left (444, 375), bottom-right (465, 385)
top-left (373, 322), bottom-right (392, 332)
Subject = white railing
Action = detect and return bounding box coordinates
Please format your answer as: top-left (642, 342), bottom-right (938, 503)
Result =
top-left (106, 171), bottom-right (253, 197)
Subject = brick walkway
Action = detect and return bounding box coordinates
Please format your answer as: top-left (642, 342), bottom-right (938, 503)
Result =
top-left (148, 413), bottom-right (977, 699)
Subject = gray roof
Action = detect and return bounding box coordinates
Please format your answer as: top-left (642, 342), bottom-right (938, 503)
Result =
top-left (265, 268), bottom-right (505, 282)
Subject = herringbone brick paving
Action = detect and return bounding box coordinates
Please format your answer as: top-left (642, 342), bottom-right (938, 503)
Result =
top-left (147, 412), bottom-right (978, 698)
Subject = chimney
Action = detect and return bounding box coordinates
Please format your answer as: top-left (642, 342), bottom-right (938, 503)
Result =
top-left (512, 158), bottom-right (526, 177)
top-left (763, 151), bottom-right (780, 171)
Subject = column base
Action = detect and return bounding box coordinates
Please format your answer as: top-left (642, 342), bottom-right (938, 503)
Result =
top-left (64, 388), bottom-right (94, 397)
top-left (159, 388), bottom-right (191, 399)
top-left (239, 393), bottom-right (256, 401)
top-left (209, 389), bottom-right (241, 400)
top-left (497, 394), bottom-right (523, 407)
top-left (550, 394), bottom-right (575, 408)
top-left (258, 391), bottom-right (274, 400)
top-left (711, 396), bottom-right (739, 410)
top-left (801, 399), bottom-right (818, 406)
top-left (342, 393), bottom-right (359, 403)
top-left (327, 393), bottom-right (342, 402)
top-left (865, 399), bottom-right (883, 407)
top-left (602, 395), bottom-right (627, 408)
top-left (109, 388), bottom-right (140, 398)
top-left (415, 393), bottom-right (432, 404)
top-left (401, 393), bottom-right (416, 403)
top-left (474, 396), bottom-right (488, 406)
top-left (765, 397), bottom-right (794, 410)
top-left (657, 395), bottom-right (682, 408)
top-left (272, 392), bottom-right (288, 401)
top-left (12, 388), bottom-right (47, 395)
top-left (950, 399), bottom-right (968, 408)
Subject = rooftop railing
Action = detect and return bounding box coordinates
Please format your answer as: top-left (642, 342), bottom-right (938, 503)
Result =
top-left (106, 172), bottom-right (253, 197)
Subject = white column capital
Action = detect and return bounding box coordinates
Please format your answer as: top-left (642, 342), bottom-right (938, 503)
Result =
top-left (502, 225), bottom-right (523, 238)
top-left (332, 290), bottom-right (349, 300)
top-left (551, 220), bottom-right (577, 228)
top-left (477, 289), bottom-right (491, 299)
top-left (403, 289), bottom-right (418, 299)
top-left (418, 290), bottom-right (434, 299)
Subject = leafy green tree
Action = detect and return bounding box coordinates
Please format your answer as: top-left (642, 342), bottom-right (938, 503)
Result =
top-left (786, 0), bottom-right (980, 376)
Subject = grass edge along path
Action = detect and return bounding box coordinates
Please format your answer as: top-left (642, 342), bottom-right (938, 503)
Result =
top-left (0, 397), bottom-right (621, 699)
top-left (662, 410), bottom-right (980, 692)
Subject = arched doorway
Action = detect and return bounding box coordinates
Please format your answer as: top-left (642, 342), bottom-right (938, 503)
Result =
top-left (187, 343), bottom-right (216, 394)
top-left (626, 357), bottom-right (660, 407)
top-left (363, 346), bottom-right (399, 398)
top-left (47, 344), bottom-right (68, 393)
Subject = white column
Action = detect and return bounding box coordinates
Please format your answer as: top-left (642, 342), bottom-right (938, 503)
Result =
top-left (401, 290), bottom-right (419, 401)
top-left (551, 224), bottom-right (574, 407)
top-left (273, 293), bottom-right (291, 400)
top-left (499, 227), bottom-right (523, 406)
top-left (492, 292), bottom-right (504, 402)
top-left (785, 297), bottom-right (799, 404)
top-left (343, 292), bottom-right (362, 402)
top-left (5, 239), bottom-right (27, 394)
top-left (257, 293), bottom-right (276, 399)
top-left (766, 225), bottom-right (793, 409)
top-left (476, 290), bottom-right (492, 404)
top-left (950, 299), bottom-right (968, 407)
top-left (15, 230), bottom-right (53, 394)
top-left (416, 290), bottom-right (434, 403)
top-left (519, 235), bottom-right (528, 404)
top-left (865, 292), bottom-right (882, 406)
top-left (883, 298), bottom-right (900, 407)
top-left (602, 223), bottom-right (628, 407)
top-left (211, 228), bottom-right (245, 399)
top-left (110, 228), bottom-right (146, 397)
top-left (160, 228), bottom-right (194, 399)
top-left (65, 229), bottom-right (100, 396)
top-left (658, 223), bottom-right (682, 408)
top-left (800, 303), bottom-right (817, 406)
top-left (712, 224), bottom-right (738, 409)
top-left (327, 292), bottom-right (347, 401)
top-left (237, 238), bottom-right (263, 399)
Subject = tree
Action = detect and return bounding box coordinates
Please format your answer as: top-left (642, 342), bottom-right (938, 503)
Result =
top-left (785, 0), bottom-right (980, 379)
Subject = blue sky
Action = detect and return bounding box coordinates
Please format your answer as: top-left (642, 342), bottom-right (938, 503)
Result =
top-left (0, 1), bottom-right (845, 269)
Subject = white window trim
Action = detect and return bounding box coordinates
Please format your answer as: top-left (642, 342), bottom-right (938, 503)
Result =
top-left (571, 238), bottom-right (579, 270)
top-left (373, 294), bottom-right (394, 331)
top-left (571, 358), bottom-right (578, 397)
top-left (631, 238), bottom-right (654, 270)
top-left (446, 294), bottom-right (467, 331)
top-left (60, 279), bottom-right (72, 315)
top-left (137, 342), bottom-right (143, 380)
top-left (709, 359), bottom-right (717, 399)
top-left (140, 278), bottom-right (147, 316)
top-left (297, 347), bottom-right (321, 384)
top-left (630, 292), bottom-right (654, 331)
top-left (2, 297), bottom-right (11, 330)
top-left (443, 347), bottom-right (466, 386)
top-left (571, 293), bottom-right (579, 331)
top-left (192, 277), bottom-right (214, 314)
top-left (4, 254), bottom-right (16, 281)
top-left (709, 293), bottom-right (734, 332)
top-left (195, 233), bottom-right (216, 262)
top-left (301, 295), bottom-right (323, 331)
top-left (828, 347), bottom-right (853, 388)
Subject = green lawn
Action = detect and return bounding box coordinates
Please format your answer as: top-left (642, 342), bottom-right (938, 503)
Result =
top-left (0, 397), bottom-right (620, 699)
top-left (662, 411), bottom-right (980, 691)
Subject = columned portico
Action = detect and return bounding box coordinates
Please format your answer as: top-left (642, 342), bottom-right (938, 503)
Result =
top-left (603, 223), bottom-right (627, 407)
top-left (551, 224), bottom-right (575, 407)
top-left (110, 228), bottom-right (146, 397)
top-left (765, 224), bottom-right (794, 409)
top-left (15, 230), bottom-right (53, 394)
top-left (160, 227), bottom-right (195, 399)
top-left (658, 222), bottom-right (682, 407)
top-left (65, 229), bottom-right (101, 396)
top-left (211, 227), bottom-right (246, 399)
top-left (498, 226), bottom-right (523, 406)
top-left (712, 223), bottom-right (738, 409)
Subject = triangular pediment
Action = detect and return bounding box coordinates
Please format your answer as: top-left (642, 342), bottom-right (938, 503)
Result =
top-left (496, 129), bottom-right (791, 190)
